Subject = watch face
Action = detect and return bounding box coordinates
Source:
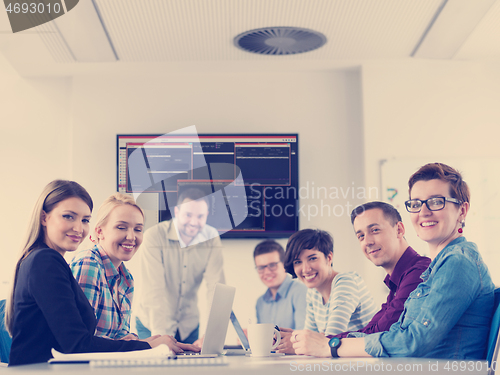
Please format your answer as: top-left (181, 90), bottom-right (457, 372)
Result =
top-left (329, 337), bottom-right (340, 348)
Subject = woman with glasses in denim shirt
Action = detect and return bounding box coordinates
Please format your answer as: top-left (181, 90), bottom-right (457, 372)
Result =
top-left (291, 163), bottom-right (495, 359)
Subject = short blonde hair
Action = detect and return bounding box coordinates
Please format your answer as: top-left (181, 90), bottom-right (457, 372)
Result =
top-left (94, 193), bottom-right (144, 241)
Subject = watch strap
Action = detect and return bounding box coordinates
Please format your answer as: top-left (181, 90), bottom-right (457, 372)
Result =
top-left (328, 337), bottom-right (341, 358)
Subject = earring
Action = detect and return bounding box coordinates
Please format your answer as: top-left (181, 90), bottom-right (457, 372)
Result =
top-left (458, 220), bottom-right (465, 234)
top-left (90, 234), bottom-right (101, 243)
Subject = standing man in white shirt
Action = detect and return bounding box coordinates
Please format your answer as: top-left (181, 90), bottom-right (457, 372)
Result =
top-left (135, 188), bottom-right (224, 344)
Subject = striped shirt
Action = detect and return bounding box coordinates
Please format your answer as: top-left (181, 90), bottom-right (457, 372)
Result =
top-left (305, 271), bottom-right (377, 336)
top-left (70, 245), bottom-right (135, 339)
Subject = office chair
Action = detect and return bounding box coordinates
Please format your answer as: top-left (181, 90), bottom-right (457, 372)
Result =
top-left (0, 299), bottom-right (12, 364)
top-left (487, 288), bottom-right (500, 375)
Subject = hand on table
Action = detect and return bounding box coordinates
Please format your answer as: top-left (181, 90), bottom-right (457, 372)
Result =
top-left (193, 335), bottom-right (204, 348)
top-left (142, 334), bottom-right (161, 343)
top-left (148, 334), bottom-right (201, 353)
top-left (121, 333), bottom-right (140, 341)
top-left (276, 327), bottom-right (296, 354)
top-left (290, 329), bottom-right (331, 357)
top-left (177, 342), bottom-right (202, 352)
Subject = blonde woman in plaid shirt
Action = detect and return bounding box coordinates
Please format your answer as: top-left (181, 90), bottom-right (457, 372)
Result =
top-left (71, 193), bottom-right (199, 351)
top-left (7, 182), bottom-right (191, 366)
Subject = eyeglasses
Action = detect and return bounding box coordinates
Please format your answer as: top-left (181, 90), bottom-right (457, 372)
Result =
top-left (256, 262), bottom-right (280, 273)
top-left (405, 197), bottom-right (462, 213)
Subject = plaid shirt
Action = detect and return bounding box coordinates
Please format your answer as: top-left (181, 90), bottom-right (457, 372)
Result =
top-left (70, 245), bottom-right (135, 339)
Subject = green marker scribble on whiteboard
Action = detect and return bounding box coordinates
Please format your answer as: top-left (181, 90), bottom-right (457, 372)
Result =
top-left (387, 188), bottom-right (397, 202)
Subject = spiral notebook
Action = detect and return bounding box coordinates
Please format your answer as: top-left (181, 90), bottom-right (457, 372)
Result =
top-left (49, 345), bottom-right (228, 367)
top-left (48, 344), bottom-right (174, 364)
top-left (91, 356), bottom-right (228, 367)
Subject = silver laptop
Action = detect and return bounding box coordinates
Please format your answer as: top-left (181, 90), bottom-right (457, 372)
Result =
top-left (177, 283), bottom-right (235, 358)
top-left (223, 311), bottom-right (284, 356)
top-left (223, 311), bottom-right (250, 355)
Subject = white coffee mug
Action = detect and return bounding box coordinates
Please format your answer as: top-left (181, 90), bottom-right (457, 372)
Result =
top-left (247, 323), bottom-right (281, 357)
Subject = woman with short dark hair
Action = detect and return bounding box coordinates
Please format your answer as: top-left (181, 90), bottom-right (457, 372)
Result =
top-left (284, 229), bottom-right (376, 337)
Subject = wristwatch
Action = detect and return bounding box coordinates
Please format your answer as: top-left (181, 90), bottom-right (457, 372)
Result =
top-left (328, 337), bottom-right (342, 358)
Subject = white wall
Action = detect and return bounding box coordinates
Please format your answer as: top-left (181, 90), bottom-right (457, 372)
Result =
top-left (68, 69), bottom-right (370, 340)
top-left (362, 60), bottom-right (500, 285)
top-left (5, 56), bottom-right (496, 342)
top-left (0, 53), bottom-right (73, 298)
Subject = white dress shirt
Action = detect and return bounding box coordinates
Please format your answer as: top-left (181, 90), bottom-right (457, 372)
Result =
top-left (135, 218), bottom-right (224, 341)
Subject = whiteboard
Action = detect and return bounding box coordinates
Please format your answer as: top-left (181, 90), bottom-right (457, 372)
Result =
top-left (380, 158), bottom-right (500, 285)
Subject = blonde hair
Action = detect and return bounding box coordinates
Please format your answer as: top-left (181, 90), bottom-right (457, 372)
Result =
top-left (94, 193), bottom-right (144, 242)
top-left (5, 180), bottom-right (93, 335)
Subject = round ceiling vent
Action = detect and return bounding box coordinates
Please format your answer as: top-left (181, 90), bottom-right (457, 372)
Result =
top-left (234, 27), bottom-right (327, 55)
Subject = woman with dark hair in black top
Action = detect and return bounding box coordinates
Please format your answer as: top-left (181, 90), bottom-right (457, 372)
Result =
top-left (5, 180), bottom-right (195, 366)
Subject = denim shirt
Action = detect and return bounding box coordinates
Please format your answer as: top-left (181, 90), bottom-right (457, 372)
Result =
top-left (365, 237), bottom-right (494, 359)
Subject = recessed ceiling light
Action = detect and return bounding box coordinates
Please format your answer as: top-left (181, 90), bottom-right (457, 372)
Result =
top-left (234, 27), bottom-right (327, 55)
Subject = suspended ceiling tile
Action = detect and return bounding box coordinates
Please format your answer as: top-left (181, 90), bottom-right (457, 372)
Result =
top-left (33, 23), bottom-right (74, 63)
top-left (454, 0), bottom-right (500, 60)
top-left (94, 0), bottom-right (444, 62)
top-left (413, 0), bottom-right (497, 60)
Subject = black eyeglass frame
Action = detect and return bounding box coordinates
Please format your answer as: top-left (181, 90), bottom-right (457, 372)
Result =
top-left (255, 261), bottom-right (281, 273)
top-left (404, 196), bottom-right (462, 213)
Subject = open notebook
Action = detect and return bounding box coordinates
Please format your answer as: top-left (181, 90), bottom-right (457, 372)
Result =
top-left (49, 344), bottom-right (174, 363)
top-left (49, 344), bottom-right (228, 367)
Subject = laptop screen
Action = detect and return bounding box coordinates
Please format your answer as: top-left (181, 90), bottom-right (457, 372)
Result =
top-left (230, 311), bottom-right (250, 350)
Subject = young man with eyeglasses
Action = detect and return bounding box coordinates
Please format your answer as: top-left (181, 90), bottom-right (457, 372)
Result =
top-left (254, 240), bottom-right (308, 329)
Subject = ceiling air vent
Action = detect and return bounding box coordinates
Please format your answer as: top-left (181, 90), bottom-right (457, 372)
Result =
top-left (234, 27), bottom-right (327, 55)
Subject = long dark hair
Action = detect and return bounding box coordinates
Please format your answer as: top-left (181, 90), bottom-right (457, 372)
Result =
top-left (5, 180), bottom-right (93, 335)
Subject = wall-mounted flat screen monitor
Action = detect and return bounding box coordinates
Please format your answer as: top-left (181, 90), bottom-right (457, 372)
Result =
top-left (117, 133), bottom-right (298, 238)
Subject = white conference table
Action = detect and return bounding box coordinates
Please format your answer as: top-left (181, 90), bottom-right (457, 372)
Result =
top-left (1, 355), bottom-right (491, 375)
